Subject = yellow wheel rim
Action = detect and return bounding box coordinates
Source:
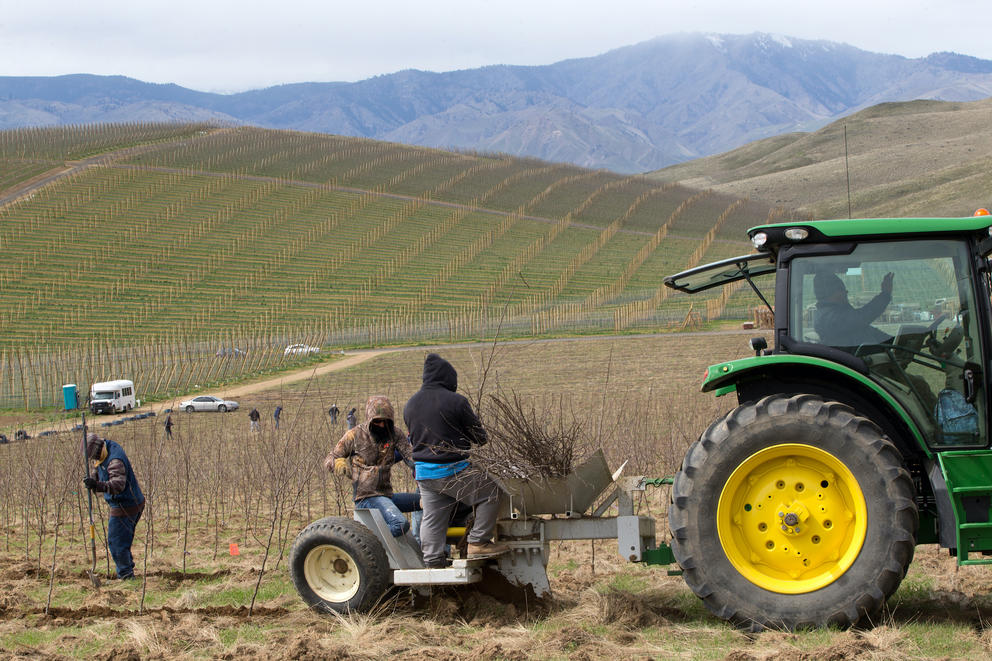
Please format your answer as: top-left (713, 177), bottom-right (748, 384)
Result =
top-left (717, 443), bottom-right (867, 594)
top-left (303, 544), bottom-right (361, 603)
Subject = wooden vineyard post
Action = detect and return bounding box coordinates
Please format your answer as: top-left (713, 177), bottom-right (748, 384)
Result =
top-left (15, 348), bottom-right (28, 410)
top-left (679, 304), bottom-right (703, 332)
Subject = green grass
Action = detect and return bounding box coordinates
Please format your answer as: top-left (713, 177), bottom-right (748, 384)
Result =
top-left (206, 579), bottom-right (296, 608)
top-left (0, 123), bottom-right (762, 352)
top-left (217, 622), bottom-right (273, 647)
top-left (2, 624), bottom-right (111, 658)
top-left (0, 122), bottom-right (776, 408)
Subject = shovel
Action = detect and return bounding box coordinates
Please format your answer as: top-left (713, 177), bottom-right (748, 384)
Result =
top-left (80, 414), bottom-right (101, 588)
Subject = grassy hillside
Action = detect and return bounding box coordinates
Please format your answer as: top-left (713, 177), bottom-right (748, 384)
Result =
top-left (647, 97), bottom-right (992, 219)
top-left (0, 123), bottom-right (777, 408)
top-left (0, 123), bottom-right (773, 350)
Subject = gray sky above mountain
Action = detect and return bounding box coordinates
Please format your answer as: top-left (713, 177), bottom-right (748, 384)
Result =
top-left (3, 0), bottom-right (989, 93)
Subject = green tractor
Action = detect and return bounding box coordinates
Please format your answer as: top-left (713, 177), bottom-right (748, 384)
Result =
top-left (663, 214), bottom-right (992, 630)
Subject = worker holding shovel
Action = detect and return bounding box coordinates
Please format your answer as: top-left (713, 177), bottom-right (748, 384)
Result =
top-left (83, 432), bottom-right (145, 580)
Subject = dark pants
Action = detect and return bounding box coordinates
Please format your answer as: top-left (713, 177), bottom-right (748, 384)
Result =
top-left (108, 510), bottom-right (142, 578)
top-left (417, 468), bottom-right (501, 565)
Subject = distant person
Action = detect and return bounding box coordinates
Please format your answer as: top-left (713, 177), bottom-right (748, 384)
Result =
top-left (328, 404), bottom-right (340, 424)
top-left (346, 407), bottom-right (357, 430)
top-left (84, 432), bottom-right (144, 580)
top-left (325, 396), bottom-right (422, 543)
top-left (248, 408), bottom-right (261, 432)
top-left (274, 405), bottom-right (283, 429)
top-left (405, 353), bottom-right (507, 568)
top-left (164, 414), bottom-right (173, 439)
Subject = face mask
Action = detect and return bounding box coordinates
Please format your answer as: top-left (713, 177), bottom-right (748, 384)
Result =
top-left (370, 420), bottom-right (390, 440)
top-left (90, 444), bottom-right (108, 467)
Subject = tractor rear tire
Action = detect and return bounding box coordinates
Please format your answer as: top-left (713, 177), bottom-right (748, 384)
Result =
top-left (670, 394), bottom-right (917, 631)
top-left (289, 516), bottom-right (391, 614)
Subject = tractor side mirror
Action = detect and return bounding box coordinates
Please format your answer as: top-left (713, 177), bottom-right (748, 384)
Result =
top-left (749, 336), bottom-right (768, 356)
top-left (979, 234), bottom-right (992, 259)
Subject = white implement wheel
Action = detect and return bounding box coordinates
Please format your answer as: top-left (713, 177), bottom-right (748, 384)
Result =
top-left (289, 516), bottom-right (390, 613)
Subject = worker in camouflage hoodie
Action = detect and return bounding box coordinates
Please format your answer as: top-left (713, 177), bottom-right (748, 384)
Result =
top-left (324, 395), bottom-right (422, 542)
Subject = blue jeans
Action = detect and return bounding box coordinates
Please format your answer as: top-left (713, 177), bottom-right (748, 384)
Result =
top-left (108, 509), bottom-right (142, 578)
top-left (356, 493), bottom-right (422, 544)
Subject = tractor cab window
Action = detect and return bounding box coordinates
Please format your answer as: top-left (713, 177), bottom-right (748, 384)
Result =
top-left (789, 239), bottom-right (985, 447)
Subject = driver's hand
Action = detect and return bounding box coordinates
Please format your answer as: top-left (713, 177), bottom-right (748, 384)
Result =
top-left (881, 272), bottom-right (894, 296)
top-left (936, 325), bottom-right (964, 357)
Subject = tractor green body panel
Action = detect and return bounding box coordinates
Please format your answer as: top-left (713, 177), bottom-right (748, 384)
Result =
top-left (937, 452), bottom-right (992, 563)
top-left (642, 544), bottom-right (677, 568)
top-left (701, 354), bottom-right (928, 452)
top-left (750, 216), bottom-right (992, 239)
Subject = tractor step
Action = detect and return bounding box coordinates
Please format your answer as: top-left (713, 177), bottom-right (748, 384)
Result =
top-left (392, 561), bottom-right (484, 586)
top-left (938, 451), bottom-right (992, 561)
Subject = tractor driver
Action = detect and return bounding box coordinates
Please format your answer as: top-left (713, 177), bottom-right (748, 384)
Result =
top-left (814, 270), bottom-right (943, 412)
top-left (813, 270), bottom-right (894, 348)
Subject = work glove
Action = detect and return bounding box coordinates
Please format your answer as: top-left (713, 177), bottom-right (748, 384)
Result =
top-left (83, 477), bottom-right (103, 492)
top-left (333, 457), bottom-right (349, 476)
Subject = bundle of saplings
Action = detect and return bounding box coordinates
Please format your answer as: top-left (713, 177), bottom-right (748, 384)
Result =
top-left (473, 390), bottom-right (588, 480)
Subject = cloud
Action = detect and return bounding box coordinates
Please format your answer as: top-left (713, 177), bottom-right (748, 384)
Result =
top-left (1, 0), bottom-right (990, 92)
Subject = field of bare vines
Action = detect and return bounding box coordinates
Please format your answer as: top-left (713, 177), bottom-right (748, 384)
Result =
top-left (2, 333), bottom-right (992, 659)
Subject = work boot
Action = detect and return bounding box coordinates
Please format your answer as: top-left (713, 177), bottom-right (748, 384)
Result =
top-left (466, 541), bottom-right (509, 559)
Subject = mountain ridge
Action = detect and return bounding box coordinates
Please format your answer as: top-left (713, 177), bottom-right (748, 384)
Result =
top-left (2, 32), bottom-right (992, 173)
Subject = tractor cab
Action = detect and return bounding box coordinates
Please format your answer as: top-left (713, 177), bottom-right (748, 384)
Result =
top-left (783, 235), bottom-right (985, 449)
top-left (667, 216), bottom-right (992, 453)
top-left (665, 216), bottom-right (992, 631)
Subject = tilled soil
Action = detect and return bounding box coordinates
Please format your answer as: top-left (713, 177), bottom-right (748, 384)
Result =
top-left (2, 543), bottom-right (992, 659)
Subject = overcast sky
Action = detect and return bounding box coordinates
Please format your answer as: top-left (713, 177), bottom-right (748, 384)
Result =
top-left (2, 0), bottom-right (989, 94)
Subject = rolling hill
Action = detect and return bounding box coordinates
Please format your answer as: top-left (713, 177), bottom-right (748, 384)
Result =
top-left (0, 122), bottom-right (780, 407)
top-left (0, 124), bottom-right (770, 335)
top-left (648, 97), bottom-right (992, 219)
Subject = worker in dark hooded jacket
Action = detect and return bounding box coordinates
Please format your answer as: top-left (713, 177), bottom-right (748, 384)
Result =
top-left (404, 353), bottom-right (507, 568)
top-left (83, 433), bottom-right (145, 580)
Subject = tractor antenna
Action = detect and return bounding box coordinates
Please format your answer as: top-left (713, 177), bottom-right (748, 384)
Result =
top-left (844, 125), bottom-right (853, 219)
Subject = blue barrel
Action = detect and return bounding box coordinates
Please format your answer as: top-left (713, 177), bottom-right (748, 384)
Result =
top-left (62, 384), bottom-right (78, 410)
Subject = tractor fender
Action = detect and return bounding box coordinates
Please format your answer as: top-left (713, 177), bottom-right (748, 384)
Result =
top-left (701, 356), bottom-right (959, 548)
top-left (701, 355), bottom-right (929, 460)
top-left (925, 459), bottom-right (958, 548)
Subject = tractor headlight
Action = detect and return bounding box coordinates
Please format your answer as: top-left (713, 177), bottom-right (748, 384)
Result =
top-left (751, 232), bottom-right (768, 249)
top-left (784, 228), bottom-right (809, 241)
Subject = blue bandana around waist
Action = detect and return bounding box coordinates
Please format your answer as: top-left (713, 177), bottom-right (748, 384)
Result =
top-left (415, 459), bottom-right (469, 480)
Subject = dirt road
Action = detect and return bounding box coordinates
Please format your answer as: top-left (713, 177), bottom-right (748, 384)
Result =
top-left (26, 349), bottom-right (389, 437)
top-left (20, 329), bottom-right (759, 438)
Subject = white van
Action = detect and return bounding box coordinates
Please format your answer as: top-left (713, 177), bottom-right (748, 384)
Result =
top-left (89, 379), bottom-right (137, 414)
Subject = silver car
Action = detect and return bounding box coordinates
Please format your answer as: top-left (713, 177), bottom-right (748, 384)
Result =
top-left (180, 395), bottom-right (239, 413)
top-left (284, 343), bottom-right (320, 356)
